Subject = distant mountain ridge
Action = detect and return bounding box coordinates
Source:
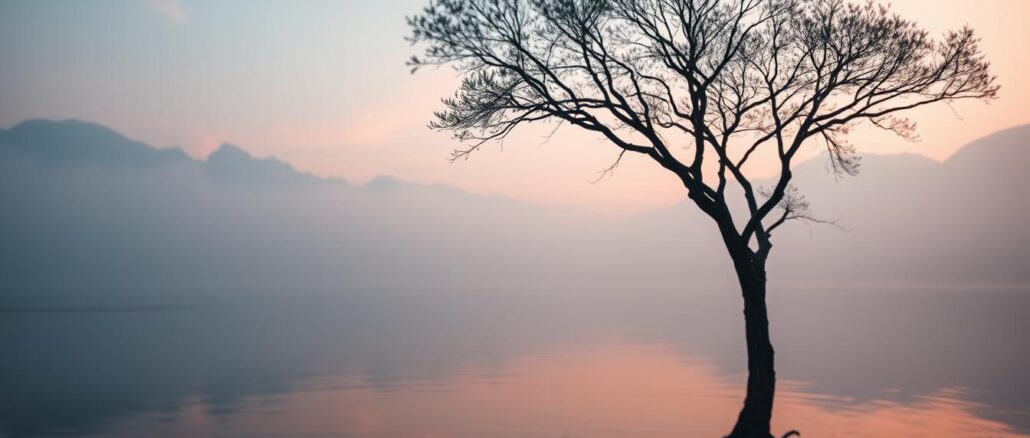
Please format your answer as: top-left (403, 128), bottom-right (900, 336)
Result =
top-left (0, 119), bottom-right (607, 304)
top-left (586, 123), bottom-right (1030, 284)
top-left (0, 119), bottom-right (1027, 306)
top-left (0, 119), bottom-right (522, 197)
top-left (204, 143), bottom-right (331, 187)
top-left (0, 119), bottom-right (191, 167)
top-left (0, 119), bottom-right (331, 186)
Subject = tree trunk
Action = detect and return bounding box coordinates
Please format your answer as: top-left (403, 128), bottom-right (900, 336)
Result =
top-left (725, 249), bottom-right (776, 438)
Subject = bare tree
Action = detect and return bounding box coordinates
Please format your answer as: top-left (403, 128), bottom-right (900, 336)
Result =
top-left (407, 0), bottom-right (997, 436)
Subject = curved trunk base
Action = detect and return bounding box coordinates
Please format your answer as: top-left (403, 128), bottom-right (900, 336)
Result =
top-left (724, 249), bottom-right (781, 438)
top-left (724, 369), bottom-right (776, 438)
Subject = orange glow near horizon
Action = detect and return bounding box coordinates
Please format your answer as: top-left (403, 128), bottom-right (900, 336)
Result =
top-left (214, 0), bottom-right (1030, 216)
top-left (99, 342), bottom-right (1028, 437)
top-left (1, 0), bottom-right (1027, 216)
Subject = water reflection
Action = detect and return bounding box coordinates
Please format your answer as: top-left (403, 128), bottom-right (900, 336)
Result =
top-left (1, 283), bottom-right (1027, 437)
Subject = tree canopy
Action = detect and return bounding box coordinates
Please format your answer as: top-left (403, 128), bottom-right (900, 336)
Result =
top-left (408, 0), bottom-right (997, 260)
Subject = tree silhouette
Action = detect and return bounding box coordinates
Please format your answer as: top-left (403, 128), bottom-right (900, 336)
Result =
top-left (407, 0), bottom-right (997, 436)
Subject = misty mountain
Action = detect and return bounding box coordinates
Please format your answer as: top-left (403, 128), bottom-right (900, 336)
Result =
top-left (0, 119), bottom-right (1027, 306)
top-left (629, 125), bottom-right (1030, 285)
top-left (772, 125), bottom-right (1030, 283)
top-left (205, 143), bottom-right (330, 187)
top-left (0, 119), bottom-right (613, 305)
top-left (0, 119), bottom-right (191, 168)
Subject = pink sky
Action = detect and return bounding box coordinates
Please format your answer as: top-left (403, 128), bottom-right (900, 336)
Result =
top-left (1, 0), bottom-right (1028, 216)
top-left (274, 0), bottom-right (1030, 216)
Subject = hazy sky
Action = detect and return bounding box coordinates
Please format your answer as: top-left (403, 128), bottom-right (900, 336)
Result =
top-left (1, 0), bottom-right (1028, 215)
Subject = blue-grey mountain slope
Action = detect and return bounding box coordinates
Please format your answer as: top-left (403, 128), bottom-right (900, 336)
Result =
top-left (1, 120), bottom-right (1027, 306)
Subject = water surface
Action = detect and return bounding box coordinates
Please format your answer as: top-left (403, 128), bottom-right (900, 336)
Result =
top-left (1, 283), bottom-right (1027, 437)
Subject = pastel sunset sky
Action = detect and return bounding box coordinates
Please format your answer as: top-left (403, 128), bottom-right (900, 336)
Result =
top-left (1, 0), bottom-right (1027, 215)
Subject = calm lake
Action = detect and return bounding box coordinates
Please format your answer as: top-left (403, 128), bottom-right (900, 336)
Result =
top-left (1, 282), bottom-right (1027, 437)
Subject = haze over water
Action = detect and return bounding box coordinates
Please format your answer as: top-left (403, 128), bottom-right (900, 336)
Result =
top-left (2, 1), bottom-right (1030, 436)
top-left (2, 117), bottom-right (1029, 437)
top-left (2, 282), bottom-right (1028, 438)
